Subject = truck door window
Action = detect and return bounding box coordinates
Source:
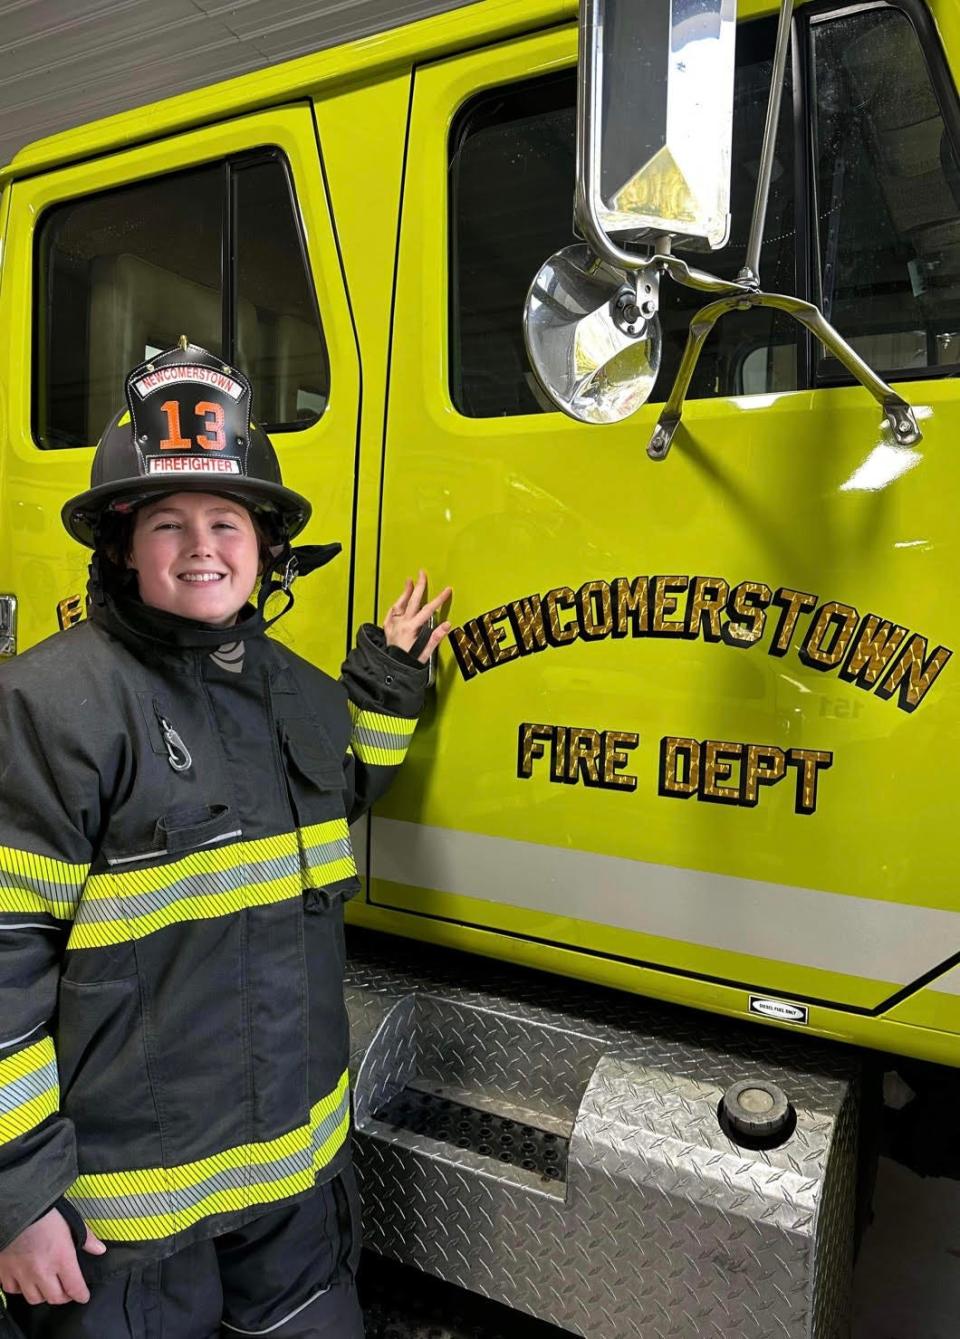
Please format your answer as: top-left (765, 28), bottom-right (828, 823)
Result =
top-left (234, 159), bottom-right (329, 428)
top-left (35, 153), bottom-right (328, 449)
top-left (810, 4), bottom-right (960, 382)
top-left (449, 15), bottom-right (797, 419)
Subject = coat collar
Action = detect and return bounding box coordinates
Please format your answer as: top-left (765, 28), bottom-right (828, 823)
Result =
top-left (90, 588), bottom-right (268, 655)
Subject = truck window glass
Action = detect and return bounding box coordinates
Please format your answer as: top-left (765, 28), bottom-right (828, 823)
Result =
top-left (234, 159), bottom-right (329, 428)
top-left (34, 155), bottom-right (328, 449)
top-left (449, 16), bottom-right (797, 419)
top-left (811, 5), bottom-right (960, 381)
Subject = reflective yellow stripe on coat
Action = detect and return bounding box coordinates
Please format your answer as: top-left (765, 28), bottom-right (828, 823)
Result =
top-left (348, 703), bottom-right (417, 766)
top-left (69, 823), bottom-right (356, 949)
top-left (66, 1070), bottom-right (351, 1241)
top-left (0, 1038), bottom-right (59, 1144)
top-left (0, 845), bottom-right (87, 920)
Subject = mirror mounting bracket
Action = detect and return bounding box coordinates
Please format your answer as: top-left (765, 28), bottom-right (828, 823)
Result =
top-left (646, 291), bottom-right (922, 461)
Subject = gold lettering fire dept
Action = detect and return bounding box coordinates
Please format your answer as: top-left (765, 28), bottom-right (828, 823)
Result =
top-left (518, 723), bottom-right (639, 791)
top-left (518, 722), bottom-right (833, 814)
top-left (658, 737), bottom-right (833, 815)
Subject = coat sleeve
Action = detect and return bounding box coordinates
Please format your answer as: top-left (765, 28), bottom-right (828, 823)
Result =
top-left (0, 681), bottom-right (95, 1250)
top-left (338, 623), bottom-right (429, 824)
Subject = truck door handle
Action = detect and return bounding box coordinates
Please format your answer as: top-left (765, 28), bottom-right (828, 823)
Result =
top-left (0, 595), bottom-right (18, 657)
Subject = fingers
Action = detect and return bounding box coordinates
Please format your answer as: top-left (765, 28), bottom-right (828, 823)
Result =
top-left (390, 571), bottom-right (428, 618)
top-left (16, 1275), bottom-right (69, 1306)
top-left (82, 1229), bottom-right (107, 1256)
top-left (411, 586), bottom-right (453, 629)
top-left (406, 570), bottom-right (428, 618)
top-left (57, 1253), bottom-right (91, 1305)
top-left (418, 622), bottom-right (452, 664)
top-left (382, 572), bottom-right (453, 658)
top-left (389, 579), bottom-right (414, 619)
top-left (46, 1276), bottom-right (72, 1306)
top-left (4, 1259), bottom-right (89, 1306)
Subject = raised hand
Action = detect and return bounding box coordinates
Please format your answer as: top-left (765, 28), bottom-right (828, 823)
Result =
top-left (383, 571), bottom-right (453, 664)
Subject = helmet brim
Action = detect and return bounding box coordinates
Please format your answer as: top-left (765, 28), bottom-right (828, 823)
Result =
top-left (62, 476), bottom-right (312, 549)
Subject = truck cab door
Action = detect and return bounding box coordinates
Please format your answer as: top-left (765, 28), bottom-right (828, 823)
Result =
top-left (0, 183), bottom-right (15, 660)
top-left (0, 106), bottom-right (359, 673)
top-left (366, 5), bottom-right (960, 1060)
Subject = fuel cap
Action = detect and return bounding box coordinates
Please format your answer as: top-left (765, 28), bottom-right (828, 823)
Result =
top-left (720, 1079), bottom-right (792, 1142)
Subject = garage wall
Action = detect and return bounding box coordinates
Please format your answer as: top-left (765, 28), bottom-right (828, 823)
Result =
top-left (0, 0), bottom-right (477, 167)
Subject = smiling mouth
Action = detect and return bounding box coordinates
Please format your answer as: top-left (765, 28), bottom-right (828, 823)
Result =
top-left (178, 573), bottom-right (226, 584)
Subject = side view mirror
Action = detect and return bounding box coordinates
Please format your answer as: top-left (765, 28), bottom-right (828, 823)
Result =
top-left (524, 0), bottom-right (922, 452)
top-left (577, 0), bottom-right (736, 253)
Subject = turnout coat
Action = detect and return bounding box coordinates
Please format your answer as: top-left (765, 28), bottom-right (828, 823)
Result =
top-left (0, 588), bottom-right (425, 1271)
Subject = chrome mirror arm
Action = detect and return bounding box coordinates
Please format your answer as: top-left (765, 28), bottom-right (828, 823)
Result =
top-left (647, 291), bottom-right (923, 460)
top-left (573, 0), bottom-right (654, 278)
top-left (740, 0), bottom-right (795, 284)
top-left (661, 255), bottom-right (754, 298)
top-left (646, 294), bottom-right (742, 460)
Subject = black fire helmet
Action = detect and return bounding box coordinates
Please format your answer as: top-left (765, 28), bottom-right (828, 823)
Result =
top-left (62, 339), bottom-right (312, 548)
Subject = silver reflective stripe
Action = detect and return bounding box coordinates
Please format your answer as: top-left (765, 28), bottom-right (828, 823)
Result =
top-left (105, 848), bottom-right (166, 867)
top-left (352, 723), bottom-right (414, 751)
top-left (372, 819), bottom-right (960, 987)
top-left (300, 834), bottom-right (354, 867)
top-left (76, 850), bottom-right (300, 926)
top-left (105, 829), bottom-right (243, 867)
top-left (0, 595), bottom-right (17, 658)
top-left (0, 871), bottom-right (81, 918)
top-left (0, 1059), bottom-right (58, 1115)
top-left (0, 1023), bottom-right (42, 1051)
top-left (220, 1287), bottom-right (332, 1334)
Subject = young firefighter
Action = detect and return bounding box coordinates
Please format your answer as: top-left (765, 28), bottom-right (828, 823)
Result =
top-left (0, 341), bottom-right (451, 1338)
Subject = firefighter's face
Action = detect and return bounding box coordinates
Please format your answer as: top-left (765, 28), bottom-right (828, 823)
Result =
top-left (128, 493), bottom-right (261, 625)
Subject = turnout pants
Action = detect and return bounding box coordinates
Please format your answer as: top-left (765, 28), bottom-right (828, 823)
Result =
top-left (3, 1171), bottom-right (364, 1339)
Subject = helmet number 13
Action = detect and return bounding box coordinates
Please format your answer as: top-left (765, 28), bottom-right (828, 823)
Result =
top-left (160, 399), bottom-right (226, 451)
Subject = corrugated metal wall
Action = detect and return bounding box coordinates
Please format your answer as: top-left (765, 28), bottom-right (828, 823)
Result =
top-left (0, 0), bottom-right (477, 168)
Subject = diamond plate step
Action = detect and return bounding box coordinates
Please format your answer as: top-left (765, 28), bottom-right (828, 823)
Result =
top-left (346, 928), bottom-right (860, 1339)
top-left (373, 1087), bottom-right (569, 1183)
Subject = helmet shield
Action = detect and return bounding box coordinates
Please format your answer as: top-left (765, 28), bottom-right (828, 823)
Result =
top-left (63, 341), bottom-right (311, 548)
top-left (127, 352), bottom-right (253, 484)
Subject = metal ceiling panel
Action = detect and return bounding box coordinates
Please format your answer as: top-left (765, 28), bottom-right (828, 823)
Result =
top-left (0, 0), bottom-right (478, 168)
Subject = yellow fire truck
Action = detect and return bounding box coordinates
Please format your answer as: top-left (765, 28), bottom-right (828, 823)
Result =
top-left (1, 0), bottom-right (958, 1334)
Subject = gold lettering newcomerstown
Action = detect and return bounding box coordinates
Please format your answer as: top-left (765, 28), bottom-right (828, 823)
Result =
top-left (448, 576), bottom-right (952, 713)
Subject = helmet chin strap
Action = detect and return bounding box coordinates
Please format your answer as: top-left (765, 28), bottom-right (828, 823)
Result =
top-left (87, 549), bottom-right (136, 608)
top-left (257, 541), bottom-right (342, 629)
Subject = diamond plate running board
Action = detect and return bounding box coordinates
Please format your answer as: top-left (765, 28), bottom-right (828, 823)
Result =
top-left (346, 931), bottom-right (859, 1339)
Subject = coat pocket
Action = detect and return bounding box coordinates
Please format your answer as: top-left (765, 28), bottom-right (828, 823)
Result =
top-left (281, 722), bottom-right (360, 908)
top-left (57, 977), bottom-right (162, 1168)
top-left (156, 803), bottom-right (240, 855)
top-left (302, 898), bottom-right (351, 1108)
top-left (281, 721), bottom-right (345, 822)
top-left (102, 803), bottom-right (240, 868)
